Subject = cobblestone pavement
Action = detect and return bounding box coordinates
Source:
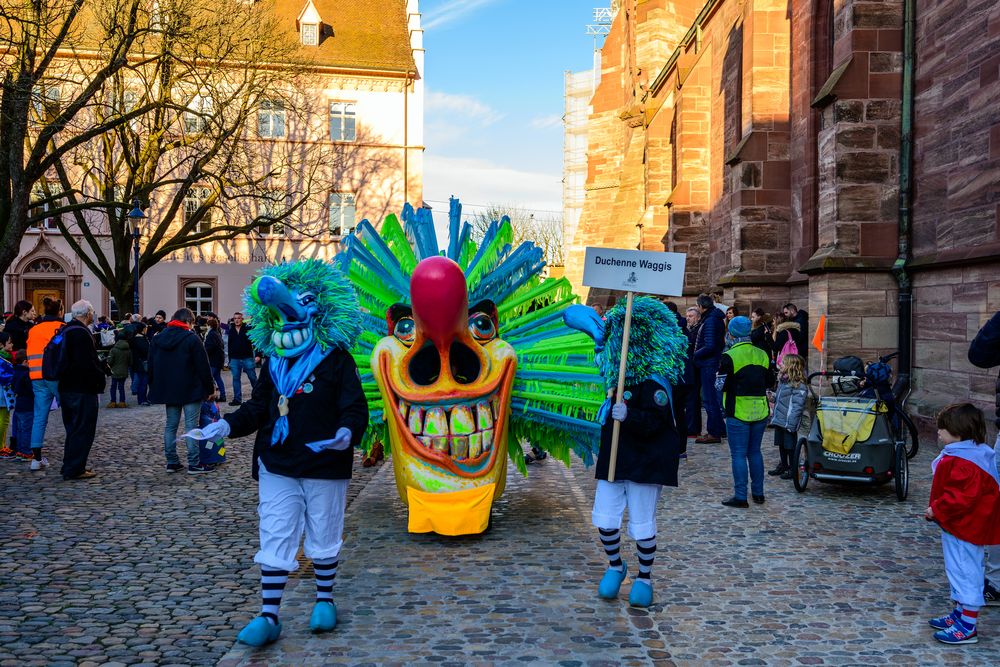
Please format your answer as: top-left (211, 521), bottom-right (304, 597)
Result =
top-left (4, 392), bottom-right (1000, 665)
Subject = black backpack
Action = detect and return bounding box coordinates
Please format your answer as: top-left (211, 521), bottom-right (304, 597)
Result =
top-left (41, 325), bottom-right (70, 381)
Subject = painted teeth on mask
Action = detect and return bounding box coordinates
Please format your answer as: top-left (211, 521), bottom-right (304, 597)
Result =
top-left (401, 397), bottom-right (499, 460)
top-left (272, 331), bottom-right (282, 348)
top-left (423, 408), bottom-right (448, 437)
top-left (281, 332), bottom-right (295, 348)
top-left (449, 405), bottom-right (475, 435)
top-left (290, 329), bottom-right (304, 347)
top-left (408, 405), bottom-right (424, 434)
top-left (475, 400), bottom-right (493, 430)
top-left (468, 432), bottom-right (483, 458)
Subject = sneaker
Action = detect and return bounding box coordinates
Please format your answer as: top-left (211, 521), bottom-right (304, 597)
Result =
top-left (985, 580), bottom-right (1000, 607)
top-left (929, 610), bottom-right (960, 630)
top-left (187, 464), bottom-right (214, 474)
top-left (14, 452), bottom-right (32, 462)
top-left (933, 621), bottom-right (977, 644)
top-left (30, 457), bottom-right (49, 471)
top-left (117, 402), bottom-right (128, 408)
top-left (65, 470), bottom-right (97, 480)
top-left (721, 496), bottom-right (749, 508)
top-left (679, 452), bottom-right (688, 460)
top-left (140, 401), bottom-right (152, 407)
top-left (768, 465), bottom-right (788, 476)
top-left (105, 401), bottom-right (117, 409)
top-left (0, 448), bottom-right (15, 460)
top-left (165, 463), bottom-right (184, 473)
top-left (695, 435), bottom-right (721, 444)
top-left (752, 495), bottom-right (766, 505)
top-left (229, 399), bottom-right (242, 406)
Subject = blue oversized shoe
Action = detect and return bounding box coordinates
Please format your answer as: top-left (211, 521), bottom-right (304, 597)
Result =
top-left (628, 579), bottom-right (654, 607)
top-left (309, 601), bottom-right (337, 633)
top-left (236, 616), bottom-right (281, 647)
top-left (597, 563), bottom-right (628, 599)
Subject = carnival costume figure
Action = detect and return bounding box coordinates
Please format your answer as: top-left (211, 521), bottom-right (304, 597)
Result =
top-left (565, 297), bottom-right (688, 607)
top-left (197, 259), bottom-right (368, 647)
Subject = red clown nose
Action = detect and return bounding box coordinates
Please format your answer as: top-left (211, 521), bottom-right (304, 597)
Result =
top-left (410, 256), bottom-right (469, 349)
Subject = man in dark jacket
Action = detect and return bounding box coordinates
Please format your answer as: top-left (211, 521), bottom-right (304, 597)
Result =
top-left (684, 306), bottom-right (703, 440)
top-left (693, 294), bottom-right (726, 442)
top-left (227, 311), bottom-right (258, 406)
top-left (204, 315), bottom-right (227, 402)
top-left (59, 300), bottom-right (107, 480)
top-left (130, 322), bottom-right (151, 406)
top-left (5, 300), bottom-right (35, 350)
top-left (148, 308), bottom-right (215, 474)
top-left (147, 310), bottom-right (167, 337)
top-left (783, 303), bottom-right (809, 362)
top-left (968, 309), bottom-right (1000, 606)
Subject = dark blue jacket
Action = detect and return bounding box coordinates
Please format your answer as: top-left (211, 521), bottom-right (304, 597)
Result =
top-left (693, 307), bottom-right (726, 369)
top-left (969, 311), bottom-right (1000, 369)
top-left (12, 364), bottom-right (33, 412)
top-left (148, 325), bottom-right (214, 405)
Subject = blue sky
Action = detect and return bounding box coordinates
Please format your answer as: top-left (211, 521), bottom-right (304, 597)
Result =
top-left (419, 0), bottom-right (601, 223)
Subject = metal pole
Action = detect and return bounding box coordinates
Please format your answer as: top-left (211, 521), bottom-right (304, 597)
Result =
top-left (132, 227), bottom-right (140, 316)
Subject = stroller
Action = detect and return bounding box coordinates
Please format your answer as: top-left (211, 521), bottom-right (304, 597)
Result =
top-left (792, 353), bottom-right (919, 501)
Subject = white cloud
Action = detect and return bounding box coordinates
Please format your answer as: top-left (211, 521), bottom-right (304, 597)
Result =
top-left (422, 154), bottom-right (563, 216)
top-left (425, 90), bottom-right (504, 126)
top-left (529, 114), bottom-right (563, 130)
top-left (422, 0), bottom-right (501, 31)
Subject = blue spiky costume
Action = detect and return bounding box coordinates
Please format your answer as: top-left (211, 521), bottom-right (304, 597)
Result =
top-left (206, 259), bottom-right (369, 646)
top-left (565, 296), bottom-right (688, 608)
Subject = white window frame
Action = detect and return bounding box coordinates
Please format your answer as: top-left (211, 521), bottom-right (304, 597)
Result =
top-left (257, 99), bottom-right (286, 138)
top-left (184, 282), bottom-right (214, 317)
top-left (258, 193), bottom-right (286, 236)
top-left (184, 187), bottom-right (214, 233)
top-left (301, 22), bottom-right (318, 46)
top-left (184, 94), bottom-right (213, 134)
top-left (32, 85), bottom-right (61, 123)
top-left (329, 102), bottom-right (356, 142)
top-left (328, 192), bottom-right (355, 236)
top-left (29, 183), bottom-right (61, 231)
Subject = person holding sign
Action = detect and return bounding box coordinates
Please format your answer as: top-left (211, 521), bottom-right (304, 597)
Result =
top-left (564, 297), bottom-right (687, 608)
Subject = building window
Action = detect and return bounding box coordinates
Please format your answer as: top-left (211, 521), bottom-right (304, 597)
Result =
top-left (109, 296), bottom-right (120, 322)
top-left (29, 185), bottom-right (61, 230)
top-left (184, 187), bottom-right (214, 233)
top-left (329, 102), bottom-right (356, 142)
top-left (258, 194), bottom-right (285, 236)
top-left (32, 85), bottom-right (61, 123)
top-left (328, 193), bottom-right (355, 236)
top-left (184, 282), bottom-right (214, 317)
top-left (257, 99), bottom-right (286, 138)
top-left (184, 94), bottom-right (213, 133)
top-left (301, 22), bottom-right (318, 46)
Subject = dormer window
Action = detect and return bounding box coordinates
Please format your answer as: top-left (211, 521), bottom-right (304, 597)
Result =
top-left (301, 22), bottom-right (318, 46)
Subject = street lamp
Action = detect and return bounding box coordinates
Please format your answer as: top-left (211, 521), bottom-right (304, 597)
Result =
top-left (127, 199), bottom-right (146, 317)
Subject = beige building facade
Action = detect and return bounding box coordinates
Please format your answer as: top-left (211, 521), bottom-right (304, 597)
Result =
top-left (7, 0), bottom-right (425, 320)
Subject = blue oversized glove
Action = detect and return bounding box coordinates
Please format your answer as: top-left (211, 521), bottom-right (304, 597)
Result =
top-left (305, 427), bottom-right (352, 453)
top-left (611, 403), bottom-right (627, 422)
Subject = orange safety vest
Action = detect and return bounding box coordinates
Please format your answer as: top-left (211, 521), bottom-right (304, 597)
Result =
top-left (26, 320), bottom-right (63, 380)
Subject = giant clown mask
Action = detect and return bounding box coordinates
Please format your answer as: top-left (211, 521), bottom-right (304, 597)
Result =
top-left (340, 199), bottom-right (606, 535)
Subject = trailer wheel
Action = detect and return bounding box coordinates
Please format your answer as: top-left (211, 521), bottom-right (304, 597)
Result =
top-left (793, 437), bottom-right (809, 493)
top-left (900, 412), bottom-right (919, 460)
top-left (894, 442), bottom-right (909, 501)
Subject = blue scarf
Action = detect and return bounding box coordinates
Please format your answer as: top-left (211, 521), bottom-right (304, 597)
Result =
top-left (268, 343), bottom-right (331, 446)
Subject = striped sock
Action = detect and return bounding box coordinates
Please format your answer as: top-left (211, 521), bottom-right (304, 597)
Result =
top-left (598, 528), bottom-right (623, 571)
top-left (313, 557), bottom-right (338, 603)
top-left (960, 606), bottom-right (979, 630)
top-left (260, 568), bottom-right (289, 625)
top-left (636, 536), bottom-right (657, 582)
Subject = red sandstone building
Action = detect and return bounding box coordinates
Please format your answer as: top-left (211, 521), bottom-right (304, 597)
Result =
top-left (565, 0), bottom-right (1000, 428)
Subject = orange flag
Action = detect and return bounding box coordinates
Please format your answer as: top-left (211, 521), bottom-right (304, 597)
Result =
top-left (812, 314), bottom-right (827, 352)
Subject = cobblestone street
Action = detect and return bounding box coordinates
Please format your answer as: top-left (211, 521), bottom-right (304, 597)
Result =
top-left (3, 393), bottom-right (1000, 665)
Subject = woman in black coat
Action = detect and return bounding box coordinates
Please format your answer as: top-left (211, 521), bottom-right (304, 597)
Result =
top-left (204, 317), bottom-right (227, 402)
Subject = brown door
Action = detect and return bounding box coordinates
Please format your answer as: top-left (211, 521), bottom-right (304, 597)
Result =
top-left (24, 279), bottom-right (66, 313)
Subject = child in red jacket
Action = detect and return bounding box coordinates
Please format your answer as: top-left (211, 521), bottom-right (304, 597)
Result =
top-left (926, 403), bottom-right (1000, 645)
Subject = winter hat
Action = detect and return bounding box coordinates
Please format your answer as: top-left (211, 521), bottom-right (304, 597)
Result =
top-left (728, 315), bottom-right (752, 338)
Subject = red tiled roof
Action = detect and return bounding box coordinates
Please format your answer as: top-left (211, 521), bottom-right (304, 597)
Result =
top-left (271, 0), bottom-right (416, 74)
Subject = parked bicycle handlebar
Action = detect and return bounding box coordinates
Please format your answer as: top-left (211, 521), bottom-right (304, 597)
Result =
top-left (879, 352), bottom-right (899, 363)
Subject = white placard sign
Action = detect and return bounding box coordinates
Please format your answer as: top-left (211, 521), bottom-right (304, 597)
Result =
top-left (582, 247), bottom-right (686, 296)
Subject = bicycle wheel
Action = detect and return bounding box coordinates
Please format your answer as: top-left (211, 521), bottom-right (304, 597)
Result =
top-left (899, 411), bottom-right (919, 459)
top-left (894, 443), bottom-right (909, 501)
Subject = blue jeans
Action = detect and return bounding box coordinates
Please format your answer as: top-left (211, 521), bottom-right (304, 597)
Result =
top-left (230, 358), bottom-right (257, 401)
top-left (699, 364), bottom-right (725, 437)
top-left (14, 410), bottom-right (33, 455)
top-left (30, 379), bottom-right (59, 449)
top-left (110, 378), bottom-right (126, 403)
top-left (727, 417), bottom-right (767, 500)
top-left (164, 402), bottom-right (201, 467)
top-left (134, 370), bottom-right (148, 404)
top-left (211, 366), bottom-right (227, 400)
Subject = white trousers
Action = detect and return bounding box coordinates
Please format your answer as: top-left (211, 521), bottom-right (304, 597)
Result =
top-left (942, 530), bottom-right (985, 609)
top-left (255, 461), bottom-right (349, 572)
top-left (986, 545), bottom-right (1000, 588)
top-left (592, 480), bottom-right (661, 540)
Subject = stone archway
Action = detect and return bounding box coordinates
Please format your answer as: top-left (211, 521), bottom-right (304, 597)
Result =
top-left (22, 257), bottom-right (67, 314)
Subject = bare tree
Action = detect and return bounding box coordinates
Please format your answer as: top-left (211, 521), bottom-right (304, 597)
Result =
top-left (470, 203), bottom-right (564, 266)
top-left (0, 0), bottom-right (152, 310)
top-left (38, 0), bottom-right (371, 310)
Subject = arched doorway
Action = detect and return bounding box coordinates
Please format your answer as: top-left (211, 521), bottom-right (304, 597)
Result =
top-left (23, 257), bottom-right (67, 313)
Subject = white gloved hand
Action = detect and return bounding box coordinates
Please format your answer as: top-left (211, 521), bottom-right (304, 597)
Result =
top-left (306, 427), bottom-right (353, 453)
top-left (611, 403), bottom-right (627, 422)
top-left (179, 419), bottom-right (230, 443)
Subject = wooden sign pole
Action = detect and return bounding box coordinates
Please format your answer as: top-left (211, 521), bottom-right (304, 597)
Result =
top-left (607, 290), bottom-right (634, 483)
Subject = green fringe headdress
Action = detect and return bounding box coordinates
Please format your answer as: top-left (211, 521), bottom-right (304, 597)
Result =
top-left (599, 297), bottom-right (688, 390)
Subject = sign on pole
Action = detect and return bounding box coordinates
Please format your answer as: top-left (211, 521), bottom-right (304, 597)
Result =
top-left (582, 247), bottom-right (687, 481)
